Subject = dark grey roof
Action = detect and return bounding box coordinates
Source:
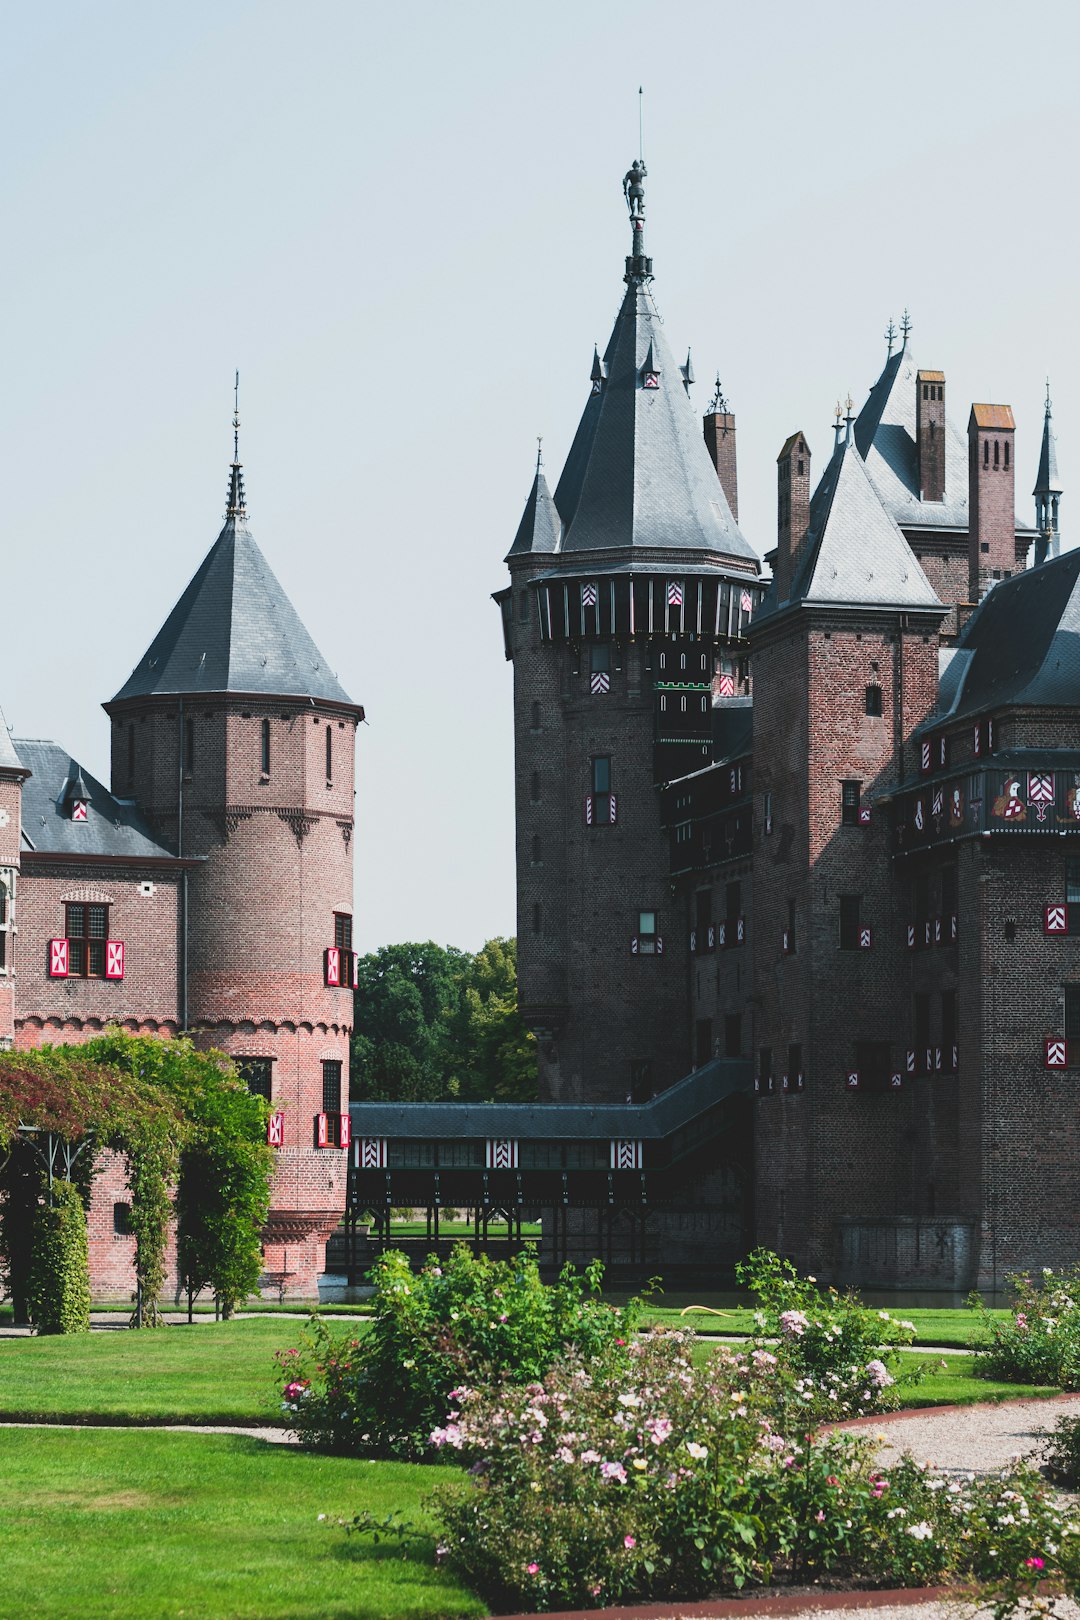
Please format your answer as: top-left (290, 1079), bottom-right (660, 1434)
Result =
top-left (15, 741), bottom-right (175, 860)
top-left (782, 438), bottom-right (941, 611)
top-left (555, 278), bottom-right (756, 563)
top-left (712, 697), bottom-right (753, 763)
top-left (1034, 403), bottom-right (1062, 496)
top-left (350, 1056), bottom-right (751, 1142)
top-left (506, 468), bottom-right (561, 560)
top-left (0, 707), bottom-right (25, 774)
top-left (111, 515), bottom-right (354, 707)
top-left (854, 343), bottom-right (970, 531)
top-left (939, 546), bottom-right (1080, 719)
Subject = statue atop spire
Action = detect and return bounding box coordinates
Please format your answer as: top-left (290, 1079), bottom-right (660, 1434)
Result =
top-left (226, 369), bottom-right (247, 520)
top-left (623, 158), bottom-right (653, 284)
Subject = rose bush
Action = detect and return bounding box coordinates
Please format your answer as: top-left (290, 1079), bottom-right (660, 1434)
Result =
top-left (278, 1243), bottom-right (643, 1457)
top-left (970, 1268), bottom-right (1080, 1389)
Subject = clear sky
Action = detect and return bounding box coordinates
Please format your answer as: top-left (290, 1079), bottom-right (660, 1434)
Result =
top-left (3, 1), bottom-right (1075, 952)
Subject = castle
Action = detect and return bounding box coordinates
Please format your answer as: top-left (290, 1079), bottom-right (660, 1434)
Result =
top-left (499, 158), bottom-right (1076, 1291)
top-left (0, 413), bottom-right (361, 1299)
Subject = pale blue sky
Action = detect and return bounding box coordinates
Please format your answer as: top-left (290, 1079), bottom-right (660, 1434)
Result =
top-left (3, 1), bottom-right (1074, 950)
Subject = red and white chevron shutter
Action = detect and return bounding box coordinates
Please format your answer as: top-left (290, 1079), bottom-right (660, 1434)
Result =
top-left (859, 926), bottom-right (872, 949)
top-left (105, 940), bottom-right (125, 979)
top-left (486, 1138), bottom-right (519, 1170)
top-left (1046, 1038), bottom-right (1067, 1069)
top-left (339, 1113), bottom-right (351, 1151)
top-left (858, 806), bottom-right (872, 825)
top-left (1045, 903), bottom-right (1068, 935)
top-left (590, 671), bottom-right (610, 695)
top-left (667, 581), bottom-right (684, 608)
top-left (316, 1113), bottom-right (330, 1147)
top-left (267, 1112), bottom-right (285, 1148)
top-left (72, 800), bottom-right (88, 822)
top-left (845, 1071), bottom-right (859, 1090)
top-left (689, 930), bottom-right (697, 953)
top-left (610, 1138), bottom-right (643, 1170)
top-left (358, 1136), bottom-right (387, 1170)
top-left (324, 947), bottom-right (341, 986)
top-left (906, 1050), bottom-right (915, 1073)
top-left (736, 916), bottom-right (745, 945)
top-left (907, 924), bottom-right (916, 948)
top-left (706, 924), bottom-right (715, 950)
top-left (717, 673), bottom-right (735, 697)
top-left (890, 1073), bottom-right (902, 1089)
top-left (48, 938), bottom-right (69, 978)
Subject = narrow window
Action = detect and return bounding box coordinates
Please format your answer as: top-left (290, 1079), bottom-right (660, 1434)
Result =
top-left (758, 1047), bottom-right (772, 1086)
top-left (787, 897), bottom-right (797, 953)
top-left (1067, 855), bottom-right (1080, 936)
top-left (724, 1013), bottom-right (741, 1058)
top-left (334, 912), bottom-right (353, 952)
top-left (913, 992), bottom-right (931, 1053)
top-left (1065, 986), bottom-right (1080, 1055)
top-left (1004, 440), bottom-right (1010, 469)
top-left (922, 384), bottom-right (928, 400)
top-left (592, 757), bottom-right (611, 793)
top-left (530, 701), bottom-right (541, 730)
top-left (841, 779), bottom-right (862, 825)
top-left (787, 1042), bottom-right (802, 1085)
top-left (839, 894), bottom-right (862, 950)
top-left (325, 723), bottom-right (333, 783)
top-left (695, 888), bottom-right (713, 934)
top-left (983, 440), bottom-right (989, 468)
top-left (797, 457), bottom-right (804, 475)
top-left (321, 1059), bottom-right (343, 1143)
top-left (113, 1203), bottom-right (133, 1236)
top-left (941, 990), bottom-right (957, 1065)
top-left (518, 591), bottom-right (529, 623)
top-left (629, 1059), bottom-right (653, 1103)
top-left (636, 910), bottom-right (658, 954)
top-left (854, 1040), bottom-right (891, 1090)
top-left (725, 880), bottom-right (741, 930)
top-left (0, 875), bottom-right (9, 973)
top-left (183, 716), bottom-right (195, 778)
top-left (865, 685), bottom-right (883, 717)
top-left (127, 723), bottom-right (136, 787)
top-left (65, 902), bottom-right (109, 977)
top-left (941, 863), bottom-right (958, 923)
top-left (994, 440), bottom-right (1000, 469)
top-left (238, 1057), bottom-right (273, 1101)
top-left (261, 718), bottom-right (271, 777)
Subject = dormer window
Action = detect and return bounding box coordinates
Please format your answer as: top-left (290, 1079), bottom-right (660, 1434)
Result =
top-left (643, 368), bottom-right (660, 390)
top-left (642, 340), bottom-right (660, 390)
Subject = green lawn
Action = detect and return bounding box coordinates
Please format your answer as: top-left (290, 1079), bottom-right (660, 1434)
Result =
top-left (0, 1318), bottom-right (308, 1423)
top-left (641, 1303), bottom-right (1008, 1347)
top-left (0, 1428), bottom-right (484, 1620)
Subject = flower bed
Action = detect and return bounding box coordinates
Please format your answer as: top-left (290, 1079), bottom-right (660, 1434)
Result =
top-left (970, 1268), bottom-right (1080, 1389)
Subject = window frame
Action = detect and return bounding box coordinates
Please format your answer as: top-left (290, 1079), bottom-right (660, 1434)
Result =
top-left (65, 901), bottom-right (110, 978)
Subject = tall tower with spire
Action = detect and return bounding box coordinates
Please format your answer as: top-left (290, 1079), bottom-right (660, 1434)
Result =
top-left (495, 162), bottom-right (760, 1107)
top-left (1034, 383), bottom-right (1063, 564)
top-left (105, 388), bottom-right (364, 1295)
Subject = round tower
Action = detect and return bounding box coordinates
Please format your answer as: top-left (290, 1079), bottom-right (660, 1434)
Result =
top-left (105, 398), bottom-right (363, 1296)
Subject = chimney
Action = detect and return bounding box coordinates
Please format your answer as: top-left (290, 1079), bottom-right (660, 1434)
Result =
top-left (916, 370), bottom-right (946, 502)
top-left (968, 404), bottom-right (1016, 600)
top-left (774, 432), bottom-right (811, 601)
top-left (703, 404), bottom-right (739, 521)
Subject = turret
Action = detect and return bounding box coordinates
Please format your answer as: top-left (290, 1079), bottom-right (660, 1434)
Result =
top-left (968, 403), bottom-right (1016, 598)
top-left (703, 375), bottom-right (739, 521)
top-left (1034, 383), bottom-right (1063, 565)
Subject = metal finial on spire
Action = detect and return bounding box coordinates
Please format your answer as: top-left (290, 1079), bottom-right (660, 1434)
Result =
top-left (226, 369), bottom-right (247, 520)
top-left (1046, 377), bottom-right (1053, 414)
top-left (900, 308), bottom-right (912, 345)
top-left (638, 86), bottom-right (644, 162)
top-left (536, 436), bottom-right (543, 472)
top-left (710, 374), bottom-right (729, 413)
top-left (833, 400), bottom-right (844, 451)
top-left (885, 317), bottom-right (897, 356)
top-left (844, 392), bottom-right (855, 446)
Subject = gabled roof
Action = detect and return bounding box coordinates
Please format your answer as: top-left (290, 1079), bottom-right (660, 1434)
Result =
top-left (0, 706), bottom-right (26, 775)
top-left (854, 343), bottom-right (970, 531)
top-left (111, 513), bottom-right (355, 708)
top-left (15, 741), bottom-right (175, 860)
top-left (506, 467), bottom-right (561, 560)
top-left (786, 437), bottom-right (942, 611)
top-left (556, 278), bottom-right (756, 562)
top-left (1034, 401), bottom-right (1062, 496)
top-left (939, 547), bottom-right (1080, 719)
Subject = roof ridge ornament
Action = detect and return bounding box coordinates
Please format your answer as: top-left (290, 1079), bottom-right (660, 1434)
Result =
top-left (226, 369), bottom-right (247, 520)
top-left (885, 317), bottom-right (897, 357)
top-left (900, 308), bottom-right (913, 348)
top-left (623, 157), bottom-right (652, 284)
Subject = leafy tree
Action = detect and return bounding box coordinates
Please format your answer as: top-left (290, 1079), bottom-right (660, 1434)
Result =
top-left (350, 938), bottom-right (536, 1104)
top-left (27, 1179), bottom-right (91, 1334)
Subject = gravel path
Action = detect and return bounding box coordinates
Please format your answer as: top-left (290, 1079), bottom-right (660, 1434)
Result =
top-left (0, 1418), bottom-right (297, 1443)
top-left (868, 1394), bottom-right (1080, 1477)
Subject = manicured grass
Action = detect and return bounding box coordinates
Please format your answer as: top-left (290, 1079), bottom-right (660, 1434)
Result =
top-left (0, 1427), bottom-right (484, 1620)
top-left (0, 1318), bottom-right (317, 1424)
top-left (641, 1303), bottom-right (1009, 1347)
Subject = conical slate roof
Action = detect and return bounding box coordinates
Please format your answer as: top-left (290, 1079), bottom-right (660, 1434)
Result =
top-left (548, 163), bottom-right (754, 565)
top-left (506, 467), bottom-right (561, 559)
top-left (789, 437), bottom-right (942, 610)
top-left (0, 705), bottom-right (26, 774)
top-left (854, 341), bottom-right (969, 531)
top-left (1034, 399), bottom-right (1062, 496)
top-left (112, 511), bottom-right (354, 707)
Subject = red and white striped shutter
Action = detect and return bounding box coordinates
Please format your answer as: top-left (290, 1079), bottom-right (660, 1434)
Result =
top-left (630, 934), bottom-right (639, 954)
top-left (486, 1138), bottom-right (519, 1170)
top-left (907, 924), bottom-right (915, 948)
top-left (359, 1136), bottom-right (387, 1170)
top-left (352, 952), bottom-right (359, 987)
top-left (316, 1112), bottom-right (330, 1147)
top-left (707, 924), bottom-right (715, 950)
top-left (656, 935), bottom-right (664, 955)
top-left (339, 1113), bottom-right (351, 1151)
top-left (858, 806), bottom-right (872, 825)
top-left (845, 1071), bottom-right (859, 1090)
top-left (72, 800), bottom-right (88, 822)
top-left (951, 1045), bottom-right (959, 1072)
top-left (737, 916), bottom-right (745, 945)
top-left (924, 1047), bottom-right (933, 1075)
top-left (1046, 1038), bottom-right (1067, 1069)
top-left (105, 940), bottom-right (125, 979)
top-left (920, 740), bottom-right (931, 773)
top-left (782, 929), bottom-right (790, 954)
top-left (324, 947), bottom-right (341, 987)
top-left (924, 921), bottom-right (932, 947)
top-left (934, 916), bottom-right (942, 944)
top-left (689, 930), bottom-right (697, 953)
top-left (906, 1050), bottom-right (915, 1073)
top-left (859, 926), bottom-right (872, 949)
top-left (935, 1047), bottom-right (943, 1071)
top-left (950, 914), bottom-right (958, 942)
top-left (48, 938), bottom-right (69, 978)
top-left (890, 1073), bottom-right (902, 1089)
top-left (987, 719), bottom-right (995, 751)
top-left (610, 1138), bottom-right (642, 1170)
top-left (718, 921), bottom-right (726, 948)
top-left (609, 794), bottom-right (618, 825)
top-left (584, 794), bottom-right (594, 826)
top-left (267, 1112), bottom-right (285, 1147)
top-left (1045, 903), bottom-right (1068, 934)
top-left (973, 723), bottom-right (982, 757)
top-left (938, 737), bottom-right (948, 769)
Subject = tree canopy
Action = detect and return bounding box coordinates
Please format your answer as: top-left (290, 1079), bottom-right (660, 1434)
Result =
top-left (350, 937), bottom-right (536, 1104)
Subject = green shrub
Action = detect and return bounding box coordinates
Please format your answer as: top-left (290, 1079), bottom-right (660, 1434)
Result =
top-left (970, 1269), bottom-right (1080, 1389)
top-left (27, 1179), bottom-right (91, 1335)
top-left (735, 1248), bottom-right (916, 1422)
top-left (277, 1244), bottom-right (642, 1457)
top-left (1042, 1412), bottom-right (1080, 1485)
top-left (415, 1331), bottom-right (1080, 1613)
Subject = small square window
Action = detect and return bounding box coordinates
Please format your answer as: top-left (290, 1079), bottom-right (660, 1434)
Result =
top-left (637, 910), bottom-right (658, 954)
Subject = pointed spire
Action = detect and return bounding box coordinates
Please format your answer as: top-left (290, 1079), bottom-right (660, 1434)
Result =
top-left (590, 343), bottom-right (607, 394)
top-left (1034, 379), bottom-right (1063, 563)
top-left (506, 448), bottom-right (561, 560)
top-left (226, 369), bottom-right (247, 520)
top-left (622, 157), bottom-right (652, 283)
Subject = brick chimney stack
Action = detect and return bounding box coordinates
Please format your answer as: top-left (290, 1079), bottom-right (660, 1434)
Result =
top-left (916, 370), bottom-right (946, 502)
top-left (968, 404), bottom-right (1016, 600)
top-left (774, 432), bottom-right (811, 602)
top-left (703, 384), bottom-right (739, 520)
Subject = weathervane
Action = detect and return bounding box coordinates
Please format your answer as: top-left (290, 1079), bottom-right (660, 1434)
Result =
top-left (900, 308), bottom-right (912, 345)
top-left (885, 317), bottom-right (897, 356)
top-left (710, 374), bottom-right (728, 413)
